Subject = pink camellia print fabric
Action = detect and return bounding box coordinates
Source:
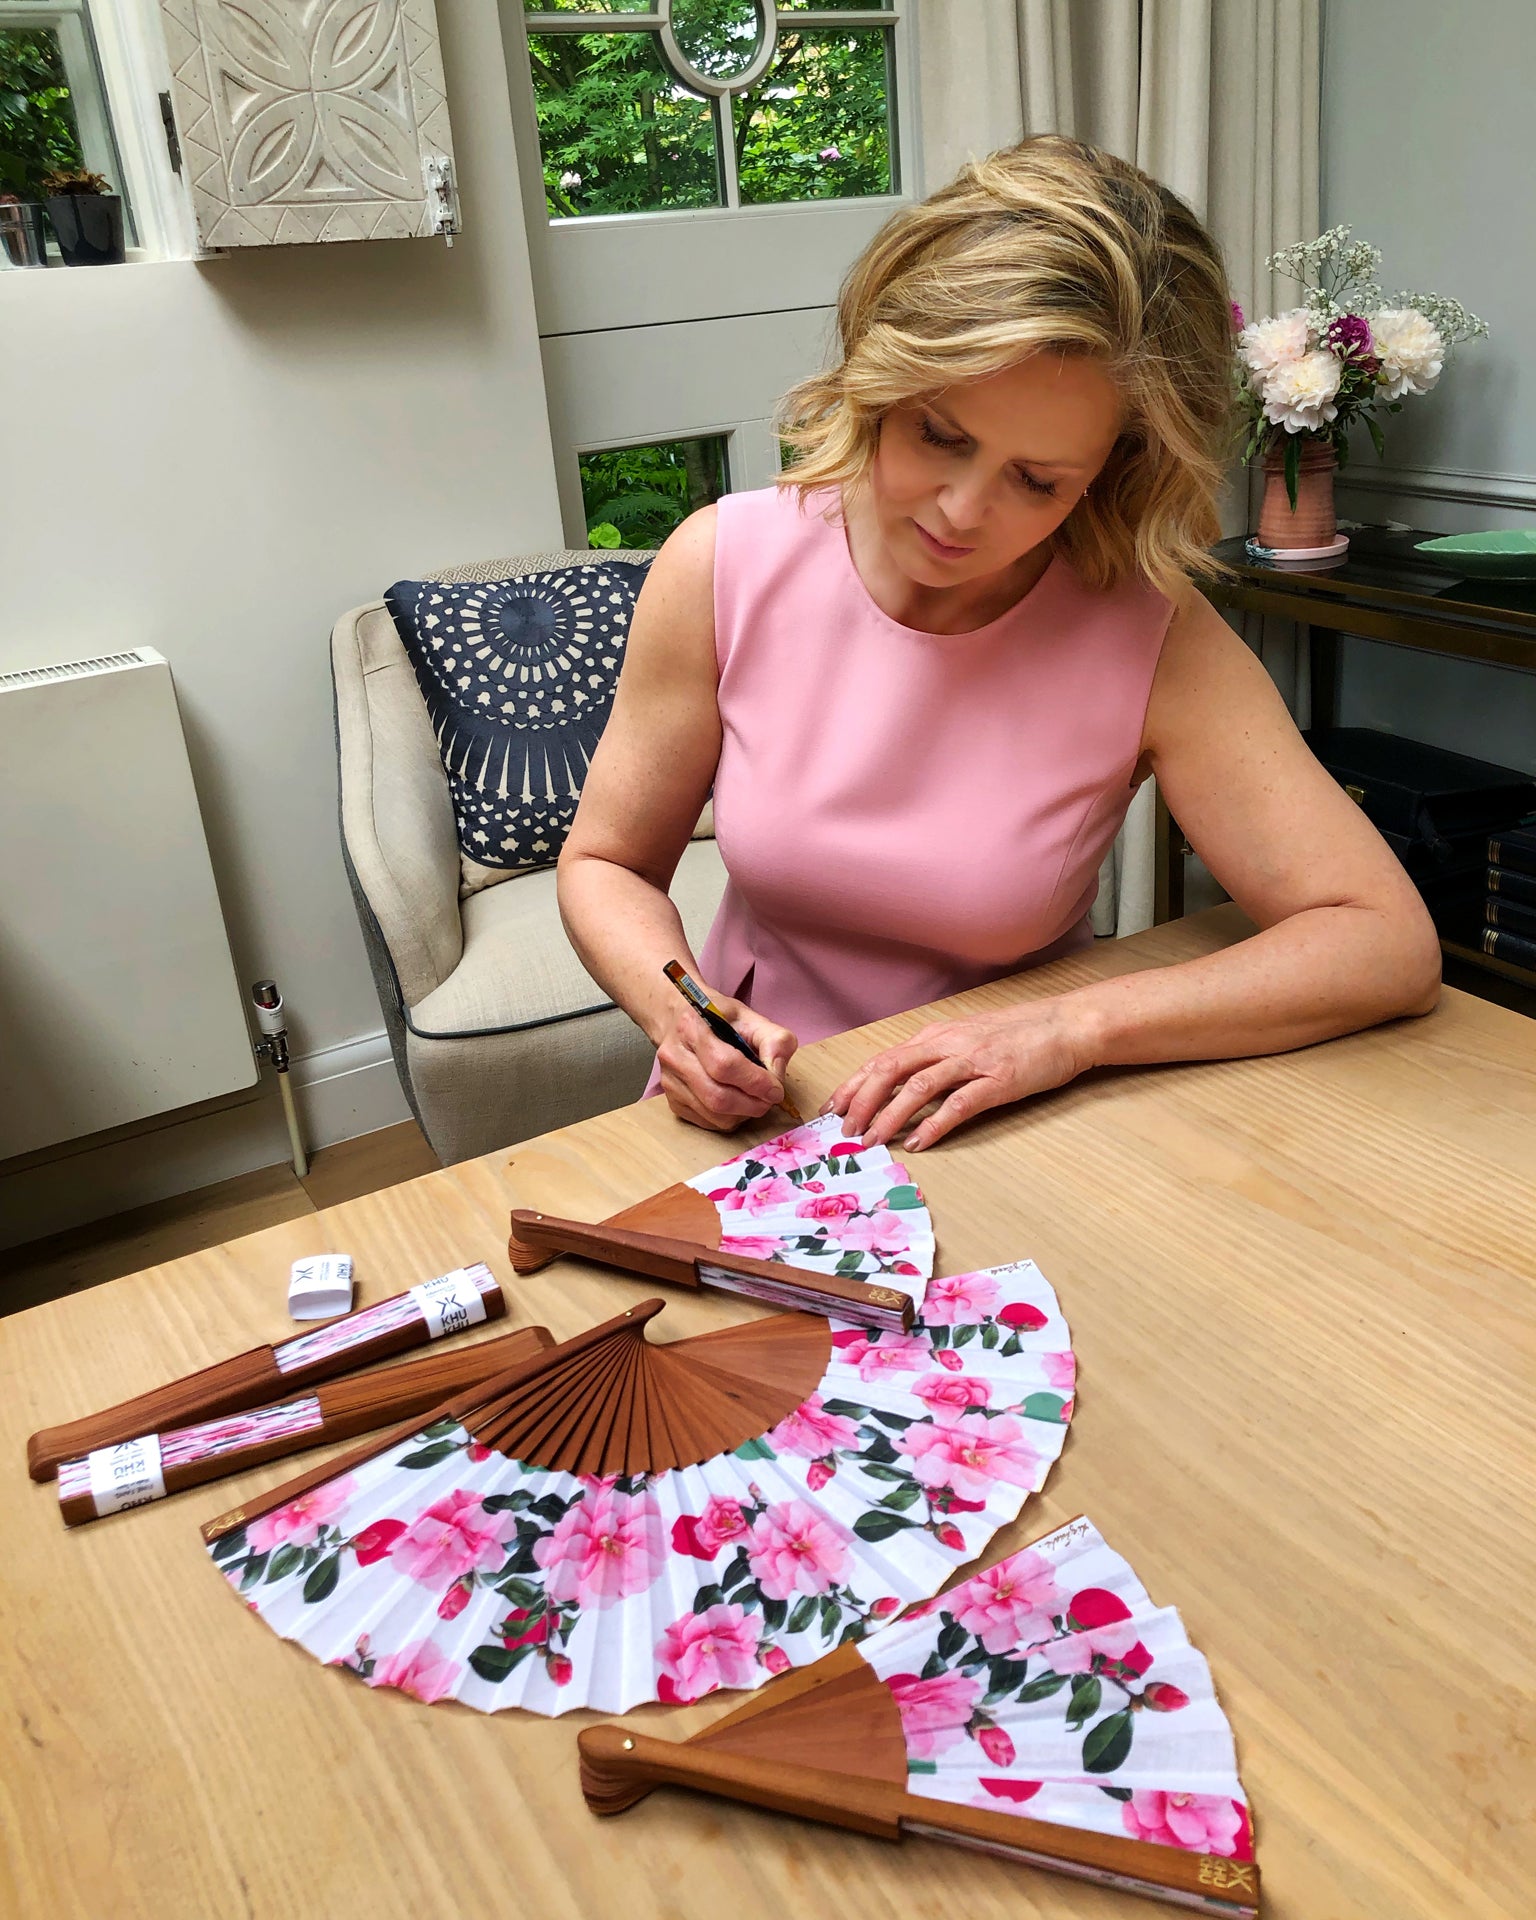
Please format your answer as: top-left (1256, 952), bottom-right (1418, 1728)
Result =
top-left (859, 1517), bottom-right (1254, 1864)
top-left (208, 1261), bottom-right (1072, 1717)
top-left (695, 487), bottom-right (1174, 1046)
top-left (683, 1112), bottom-right (936, 1306)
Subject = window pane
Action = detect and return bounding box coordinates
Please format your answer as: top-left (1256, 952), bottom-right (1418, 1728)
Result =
top-left (774, 2), bottom-right (894, 10)
top-left (735, 27), bottom-right (891, 205)
top-left (580, 436), bottom-right (730, 549)
top-left (0, 27), bottom-right (87, 198)
top-left (524, 4), bottom-right (657, 13)
top-left (671, 0), bottom-right (763, 81)
top-left (529, 30), bottom-right (720, 217)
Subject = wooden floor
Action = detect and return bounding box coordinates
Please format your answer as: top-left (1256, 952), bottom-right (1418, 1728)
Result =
top-left (0, 1121), bottom-right (440, 1317)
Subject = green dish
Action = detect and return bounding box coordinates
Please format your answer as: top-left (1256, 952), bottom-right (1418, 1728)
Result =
top-left (1414, 531), bottom-right (1536, 579)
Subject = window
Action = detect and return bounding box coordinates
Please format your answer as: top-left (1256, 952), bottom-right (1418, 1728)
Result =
top-left (580, 434), bottom-right (731, 548)
top-left (522, 1), bottom-right (900, 220)
top-left (0, 0), bottom-right (131, 234)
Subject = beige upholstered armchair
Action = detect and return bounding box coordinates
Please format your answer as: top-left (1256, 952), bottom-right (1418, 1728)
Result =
top-left (331, 552), bottom-right (728, 1164)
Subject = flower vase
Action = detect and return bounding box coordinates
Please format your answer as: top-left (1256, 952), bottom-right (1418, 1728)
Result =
top-left (1255, 439), bottom-right (1344, 556)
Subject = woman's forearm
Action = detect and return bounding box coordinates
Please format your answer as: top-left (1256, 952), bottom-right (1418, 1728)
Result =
top-left (1063, 903), bottom-right (1442, 1075)
top-left (558, 851), bottom-right (705, 1046)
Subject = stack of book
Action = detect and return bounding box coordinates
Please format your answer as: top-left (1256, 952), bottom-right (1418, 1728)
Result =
top-left (1484, 827), bottom-right (1536, 977)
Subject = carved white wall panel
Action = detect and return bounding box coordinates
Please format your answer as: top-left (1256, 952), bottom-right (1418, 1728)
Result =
top-left (158, 0), bottom-right (457, 248)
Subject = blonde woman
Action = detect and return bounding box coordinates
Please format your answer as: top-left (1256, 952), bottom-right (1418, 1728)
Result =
top-left (559, 136), bottom-right (1439, 1150)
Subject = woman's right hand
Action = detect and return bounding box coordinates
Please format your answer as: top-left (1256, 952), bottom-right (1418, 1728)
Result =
top-left (655, 994), bottom-right (798, 1132)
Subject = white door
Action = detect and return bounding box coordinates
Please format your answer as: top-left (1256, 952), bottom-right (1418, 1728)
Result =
top-left (500, 2), bottom-right (917, 543)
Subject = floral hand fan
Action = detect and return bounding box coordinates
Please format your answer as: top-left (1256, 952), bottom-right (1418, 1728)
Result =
top-left (203, 1260), bottom-right (1071, 1718)
top-left (508, 1114), bottom-right (936, 1333)
top-left (579, 1517), bottom-right (1258, 1916)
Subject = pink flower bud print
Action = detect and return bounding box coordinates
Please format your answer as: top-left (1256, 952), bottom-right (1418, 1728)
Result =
top-left (934, 1521), bottom-right (966, 1552)
top-left (436, 1579), bottom-right (472, 1622)
top-left (869, 1595), bottom-right (902, 1621)
top-left (761, 1643), bottom-right (791, 1675)
top-left (806, 1458), bottom-right (834, 1492)
top-left (998, 1301), bottom-right (1047, 1331)
top-left (977, 1725), bottom-right (1016, 1768)
top-left (1142, 1682), bottom-right (1190, 1712)
top-left (547, 1653), bottom-right (574, 1687)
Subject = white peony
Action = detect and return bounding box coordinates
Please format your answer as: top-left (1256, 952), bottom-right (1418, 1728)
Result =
top-left (1238, 308), bottom-right (1312, 380)
top-left (1370, 307), bottom-right (1445, 398)
top-left (1261, 348), bottom-right (1343, 434)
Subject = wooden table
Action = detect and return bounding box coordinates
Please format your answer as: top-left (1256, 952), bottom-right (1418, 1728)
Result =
top-left (3, 909), bottom-right (1533, 1920)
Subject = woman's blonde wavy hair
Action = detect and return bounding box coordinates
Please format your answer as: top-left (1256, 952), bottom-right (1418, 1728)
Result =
top-left (778, 135), bottom-right (1237, 604)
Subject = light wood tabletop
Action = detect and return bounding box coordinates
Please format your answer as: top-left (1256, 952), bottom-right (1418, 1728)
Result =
top-left (2, 907), bottom-right (1533, 1920)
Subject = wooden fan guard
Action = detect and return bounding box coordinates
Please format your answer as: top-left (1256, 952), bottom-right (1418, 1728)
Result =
top-left (508, 1183), bottom-right (723, 1276)
top-left (205, 1299), bottom-right (831, 1543)
top-left (578, 1649), bottom-right (1262, 1911)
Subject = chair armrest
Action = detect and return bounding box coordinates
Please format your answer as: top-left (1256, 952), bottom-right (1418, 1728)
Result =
top-left (332, 600), bottom-right (464, 1010)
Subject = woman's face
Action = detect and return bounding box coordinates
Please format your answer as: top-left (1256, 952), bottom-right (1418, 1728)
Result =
top-left (871, 351), bottom-right (1124, 586)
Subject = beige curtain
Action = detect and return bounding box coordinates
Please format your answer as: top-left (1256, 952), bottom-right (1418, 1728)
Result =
top-left (917, 0), bottom-right (1320, 933)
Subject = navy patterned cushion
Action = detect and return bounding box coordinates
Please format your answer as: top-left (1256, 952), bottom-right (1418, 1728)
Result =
top-left (385, 560), bottom-right (651, 889)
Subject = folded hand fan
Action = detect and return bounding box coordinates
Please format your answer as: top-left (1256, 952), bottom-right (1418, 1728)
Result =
top-left (509, 1114), bottom-right (935, 1333)
top-left (55, 1324), bottom-right (553, 1527)
top-left (579, 1517), bottom-right (1258, 1917)
top-left (27, 1263), bottom-right (504, 1481)
top-left (202, 1258), bottom-right (1071, 1718)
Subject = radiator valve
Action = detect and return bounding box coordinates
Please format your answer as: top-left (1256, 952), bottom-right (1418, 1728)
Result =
top-left (252, 979), bottom-right (307, 1178)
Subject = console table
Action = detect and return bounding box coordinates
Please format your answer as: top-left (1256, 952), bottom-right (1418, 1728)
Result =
top-left (1191, 526), bottom-right (1536, 994)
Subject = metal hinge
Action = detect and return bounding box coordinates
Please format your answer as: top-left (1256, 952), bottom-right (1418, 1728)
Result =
top-left (423, 152), bottom-right (459, 245)
top-left (159, 91), bottom-right (182, 175)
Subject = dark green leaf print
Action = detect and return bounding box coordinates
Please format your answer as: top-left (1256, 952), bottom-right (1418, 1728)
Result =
top-left (302, 1554), bottom-right (341, 1604)
top-left (1066, 1674), bottom-right (1102, 1729)
top-left (266, 1544), bottom-right (303, 1583)
top-left (853, 1510), bottom-right (914, 1543)
top-left (1082, 1708), bottom-right (1134, 1774)
top-left (1016, 1670), bottom-right (1070, 1702)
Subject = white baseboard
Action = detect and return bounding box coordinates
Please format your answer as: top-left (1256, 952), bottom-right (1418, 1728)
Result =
top-left (289, 1029), bottom-right (411, 1151)
top-left (0, 1030), bottom-right (409, 1257)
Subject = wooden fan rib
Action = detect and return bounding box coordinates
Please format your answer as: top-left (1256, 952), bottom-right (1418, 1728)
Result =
top-left (204, 1303), bottom-right (666, 1541)
top-left (484, 1325), bottom-right (657, 1472)
top-left (452, 1300), bottom-right (829, 1477)
top-left (588, 1336), bottom-right (644, 1479)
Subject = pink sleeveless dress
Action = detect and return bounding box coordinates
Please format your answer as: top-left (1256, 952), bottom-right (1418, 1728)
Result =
top-left (675, 485), bottom-right (1172, 1057)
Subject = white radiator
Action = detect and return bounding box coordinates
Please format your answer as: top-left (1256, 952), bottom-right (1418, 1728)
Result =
top-left (0, 648), bottom-right (257, 1159)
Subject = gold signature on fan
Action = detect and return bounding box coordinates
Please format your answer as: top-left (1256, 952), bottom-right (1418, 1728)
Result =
top-left (865, 1286), bottom-right (906, 1309)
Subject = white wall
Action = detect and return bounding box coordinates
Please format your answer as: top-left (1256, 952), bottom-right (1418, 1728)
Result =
top-left (0, 6), bottom-right (564, 1246)
top-left (1322, 0), bottom-right (1536, 773)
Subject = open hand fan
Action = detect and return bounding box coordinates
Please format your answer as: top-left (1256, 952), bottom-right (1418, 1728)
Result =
top-left (202, 1259), bottom-right (1071, 1718)
top-left (508, 1114), bottom-right (935, 1332)
top-left (579, 1517), bottom-right (1258, 1916)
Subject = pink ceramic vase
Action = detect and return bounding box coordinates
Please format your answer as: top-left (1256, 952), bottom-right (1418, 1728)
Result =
top-left (1256, 438), bottom-right (1340, 551)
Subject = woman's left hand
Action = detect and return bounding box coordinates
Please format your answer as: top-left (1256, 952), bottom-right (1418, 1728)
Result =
top-left (825, 1000), bottom-right (1093, 1150)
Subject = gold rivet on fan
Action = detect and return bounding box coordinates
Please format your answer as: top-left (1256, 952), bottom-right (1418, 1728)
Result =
top-left (622, 1738), bottom-right (634, 1750)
